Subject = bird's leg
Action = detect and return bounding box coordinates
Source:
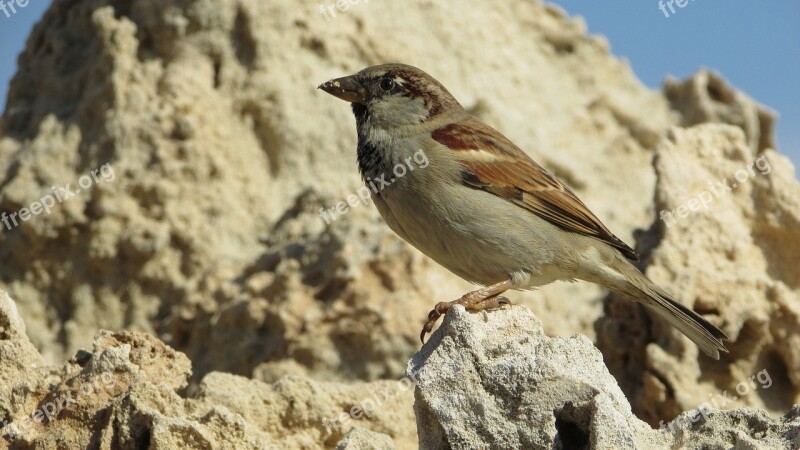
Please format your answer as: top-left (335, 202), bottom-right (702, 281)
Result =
top-left (420, 279), bottom-right (513, 343)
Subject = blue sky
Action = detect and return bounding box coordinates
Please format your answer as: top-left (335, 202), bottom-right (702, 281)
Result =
top-left (0, 0), bottom-right (49, 106)
top-left (549, 0), bottom-right (800, 164)
top-left (1, 1), bottom-right (798, 165)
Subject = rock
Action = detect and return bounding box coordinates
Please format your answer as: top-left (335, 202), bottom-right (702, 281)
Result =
top-left (664, 70), bottom-right (777, 153)
top-left (409, 304), bottom-right (665, 449)
top-left (410, 304), bottom-right (800, 449)
top-left (0, 292), bottom-right (415, 449)
top-left (0, 291), bottom-right (46, 437)
top-left (666, 406), bottom-right (800, 450)
top-left (596, 124), bottom-right (800, 425)
top-left (0, 290), bottom-right (27, 340)
top-left (335, 427), bottom-right (394, 450)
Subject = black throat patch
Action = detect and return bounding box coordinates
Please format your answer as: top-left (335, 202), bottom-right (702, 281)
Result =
top-left (352, 103), bottom-right (391, 187)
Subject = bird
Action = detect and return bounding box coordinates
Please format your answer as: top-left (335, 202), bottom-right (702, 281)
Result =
top-left (318, 63), bottom-right (729, 359)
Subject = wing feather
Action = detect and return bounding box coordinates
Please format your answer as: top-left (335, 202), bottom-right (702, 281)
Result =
top-left (432, 118), bottom-right (639, 261)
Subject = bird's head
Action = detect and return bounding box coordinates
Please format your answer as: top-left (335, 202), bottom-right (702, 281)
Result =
top-left (319, 63), bottom-right (463, 130)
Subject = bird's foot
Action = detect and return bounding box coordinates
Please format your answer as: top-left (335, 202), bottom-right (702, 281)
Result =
top-left (420, 291), bottom-right (512, 344)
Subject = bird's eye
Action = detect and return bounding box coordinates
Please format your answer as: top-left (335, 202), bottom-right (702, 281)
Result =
top-left (380, 78), bottom-right (395, 91)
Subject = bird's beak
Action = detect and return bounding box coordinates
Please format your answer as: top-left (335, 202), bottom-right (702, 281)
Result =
top-left (318, 75), bottom-right (367, 104)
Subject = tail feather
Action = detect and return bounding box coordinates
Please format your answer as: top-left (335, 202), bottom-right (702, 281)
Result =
top-left (611, 261), bottom-right (729, 359)
top-left (640, 286), bottom-right (729, 359)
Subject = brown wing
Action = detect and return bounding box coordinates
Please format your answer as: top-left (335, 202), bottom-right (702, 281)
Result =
top-left (432, 118), bottom-right (639, 261)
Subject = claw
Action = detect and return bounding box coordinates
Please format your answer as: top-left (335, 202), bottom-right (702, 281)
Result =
top-left (421, 302), bottom-right (452, 344)
top-left (421, 309), bottom-right (441, 343)
top-left (420, 323), bottom-right (430, 344)
top-left (420, 318), bottom-right (439, 343)
top-left (419, 283), bottom-right (513, 345)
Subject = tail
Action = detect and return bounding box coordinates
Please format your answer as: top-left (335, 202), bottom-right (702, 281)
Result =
top-left (610, 261), bottom-right (730, 359)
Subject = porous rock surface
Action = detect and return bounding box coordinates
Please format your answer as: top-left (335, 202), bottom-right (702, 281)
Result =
top-left (0, 0), bottom-right (797, 447)
top-left (412, 304), bottom-right (800, 449)
top-left (597, 124), bottom-right (800, 426)
top-left (0, 293), bottom-right (416, 449)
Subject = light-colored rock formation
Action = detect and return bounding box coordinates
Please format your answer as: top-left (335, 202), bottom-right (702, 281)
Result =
top-left (664, 69), bottom-right (777, 153)
top-left (597, 124), bottom-right (800, 425)
top-left (335, 427), bottom-right (395, 450)
top-left (0, 292), bottom-right (414, 449)
top-left (412, 304), bottom-right (800, 450)
top-left (0, 0), bottom-right (797, 446)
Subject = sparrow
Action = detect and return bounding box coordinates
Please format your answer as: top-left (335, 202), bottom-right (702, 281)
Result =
top-left (319, 63), bottom-right (729, 359)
